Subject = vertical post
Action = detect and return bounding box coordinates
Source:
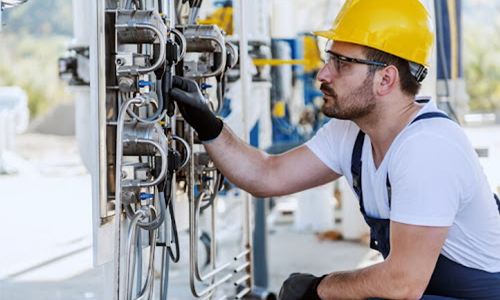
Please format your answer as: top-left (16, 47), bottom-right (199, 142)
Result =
top-left (90, 0), bottom-right (114, 297)
top-left (252, 198), bottom-right (269, 288)
top-left (238, 0), bottom-right (254, 290)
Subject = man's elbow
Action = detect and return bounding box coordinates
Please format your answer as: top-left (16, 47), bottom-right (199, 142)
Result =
top-left (383, 266), bottom-right (428, 300)
top-left (401, 287), bottom-right (425, 300)
top-left (390, 277), bottom-right (427, 300)
top-left (249, 190), bottom-right (269, 199)
top-left (248, 189), bottom-right (278, 199)
top-left (249, 187), bottom-right (292, 199)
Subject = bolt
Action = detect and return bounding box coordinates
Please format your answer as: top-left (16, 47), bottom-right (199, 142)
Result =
top-left (118, 77), bottom-right (135, 92)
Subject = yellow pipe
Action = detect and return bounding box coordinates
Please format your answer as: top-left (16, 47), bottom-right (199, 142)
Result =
top-left (252, 59), bottom-right (308, 66)
top-left (446, 0), bottom-right (458, 79)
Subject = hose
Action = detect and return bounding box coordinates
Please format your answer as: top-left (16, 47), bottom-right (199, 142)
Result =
top-left (200, 171), bottom-right (222, 212)
top-left (123, 89), bottom-right (166, 123)
top-left (124, 190), bottom-right (166, 231)
top-left (160, 244), bottom-right (170, 300)
top-left (164, 177), bottom-right (180, 263)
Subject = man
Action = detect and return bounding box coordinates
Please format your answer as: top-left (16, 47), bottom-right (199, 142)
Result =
top-left (170, 0), bottom-right (500, 299)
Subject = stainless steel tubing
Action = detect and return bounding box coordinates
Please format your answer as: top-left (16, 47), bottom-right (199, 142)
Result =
top-left (190, 273), bottom-right (233, 298)
top-left (132, 212), bottom-right (158, 300)
top-left (126, 105), bottom-right (168, 125)
top-left (201, 294), bottom-right (228, 300)
top-left (182, 24), bottom-right (227, 78)
top-left (169, 135), bottom-right (190, 170)
top-left (193, 192), bottom-right (230, 282)
top-left (238, 0), bottom-right (253, 290)
top-left (234, 275), bottom-right (250, 286)
top-left (235, 287), bottom-right (251, 299)
top-left (196, 261), bottom-right (231, 282)
top-left (170, 27), bottom-right (187, 62)
top-left (197, 36), bottom-right (226, 78)
top-left (135, 138), bottom-right (167, 187)
top-left (115, 96), bottom-right (147, 300)
top-left (123, 205), bottom-right (159, 300)
top-left (233, 249), bottom-right (250, 261)
top-left (225, 42), bottom-right (239, 69)
top-left (124, 207), bottom-right (149, 299)
top-left (115, 23), bottom-right (166, 74)
top-left (189, 189), bottom-right (233, 297)
top-left (189, 189), bottom-right (208, 278)
top-left (233, 262), bottom-right (250, 273)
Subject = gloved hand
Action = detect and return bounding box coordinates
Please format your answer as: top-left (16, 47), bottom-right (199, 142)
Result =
top-left (169, 76), bottom-right (223, 141)
top-left (278, 273), bottom-right (326, 300)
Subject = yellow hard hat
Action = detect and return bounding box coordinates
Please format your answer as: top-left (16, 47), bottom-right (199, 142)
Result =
top-left (312, 0), bottom-right (434, 67)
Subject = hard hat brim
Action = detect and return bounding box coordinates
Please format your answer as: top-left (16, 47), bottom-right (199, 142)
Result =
top-left (311, 30), bottom-right (431, 67)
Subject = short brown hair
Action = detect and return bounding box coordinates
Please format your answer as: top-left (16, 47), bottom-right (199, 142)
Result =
top-left (362, 47), bottom-right (421, 96)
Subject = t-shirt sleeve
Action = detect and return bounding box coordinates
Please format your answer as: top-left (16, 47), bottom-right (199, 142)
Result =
top-left (304, 119), bottom-right (350, 175)
top-left (388, 130), bottom-right (471, 227)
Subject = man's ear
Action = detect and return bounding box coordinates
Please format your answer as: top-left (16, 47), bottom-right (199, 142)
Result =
top-left (376, 65), bottom-right (398, 96)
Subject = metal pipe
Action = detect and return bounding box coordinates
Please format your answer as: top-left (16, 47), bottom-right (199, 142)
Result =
top-left (193, 192), bottom-right (231, 281)
top-left (115, 23), bottom-right (166, 74)
top-left (124, 208), bottom-right (148, 299)
top-left (114, 96), bottom-right (147, 300)
top-left (234, 275), bottom-right (251, 286)
top-left (234, 262), bottom-right (250, 273)
top-left (169, 135), bottom-right (191, 170)
top-left (225, 42), bottom-right (239, 69)
top-left (235, 287), bottom-right (251, 299)
top-left (201, 294), bottom-right (228, 300)
top-left (132, 214), bottom-right (158, 300)
top-left (93, 0), bottom-right (109, 221)
top-left (170, 27), bottom-right (187, 62)
top-left (234, 249), bottom-right (250, 261)
top-left (190, 273), bottom-right (233, 298)
top-left (238, 0), bottom-right (254, 290)
top-left (136, 138), bottom-right (167, 187)
top-left (191, 36), bottom-right (226, 78)
top-left (189, 189), bottom-right (234, 297)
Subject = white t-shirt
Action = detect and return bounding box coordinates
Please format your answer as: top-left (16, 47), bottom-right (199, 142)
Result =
top-left (306, 100), bottom-right (500, 272)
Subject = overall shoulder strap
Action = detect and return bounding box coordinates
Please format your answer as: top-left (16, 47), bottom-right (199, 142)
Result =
top-left (352, 111), bottom-right (453, 210)
top-left (386, 111), bottom-right (454, 207)
top-left (410, 112), bottom-right (452, 125)
top-left (351, 130), bottom-right (366, 214)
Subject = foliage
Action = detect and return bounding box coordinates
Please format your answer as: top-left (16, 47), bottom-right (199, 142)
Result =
top-left (0, 34), bottom-right (72, 117)
top-left (0, 0), bottom-right (73, 118)
top-left (2, 0), bottom-right (73, 36)
top-left (463, 10), bottom-right (500, 112)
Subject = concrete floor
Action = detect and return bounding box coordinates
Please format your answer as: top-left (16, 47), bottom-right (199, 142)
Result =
top-left (0, 133), bottom-right (372, 300)
top-left (1, 124), bottom-right (499, 300)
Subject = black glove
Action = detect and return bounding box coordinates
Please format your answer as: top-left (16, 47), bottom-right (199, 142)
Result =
top-left (278, 273), bottom-right (327, 300)
top-left (169, 76), bottom-right (223, 141)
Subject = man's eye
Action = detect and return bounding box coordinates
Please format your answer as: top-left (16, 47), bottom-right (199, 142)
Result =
top-left (336, 58), bottom-right (345, 68)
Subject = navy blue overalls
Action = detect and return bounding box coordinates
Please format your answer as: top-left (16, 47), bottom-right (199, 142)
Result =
top-left (351, 112), bottom-right (500, 300)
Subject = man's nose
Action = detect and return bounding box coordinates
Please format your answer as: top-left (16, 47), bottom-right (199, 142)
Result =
top-left (316, 64), bottom-right (332, 84)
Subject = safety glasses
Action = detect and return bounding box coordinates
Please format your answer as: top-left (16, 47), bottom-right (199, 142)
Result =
top-left (324, 40), bottom-right (387, 76)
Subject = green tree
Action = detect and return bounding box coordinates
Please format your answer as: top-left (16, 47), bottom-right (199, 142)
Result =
top-left (463, 7), bottom-right (500, 112)
top-left (1, 0), bottom-right (73, 118)
top-left (2, 0), bottom-right (73, 36)
top-left (0, 34), bottom-right (71, 117)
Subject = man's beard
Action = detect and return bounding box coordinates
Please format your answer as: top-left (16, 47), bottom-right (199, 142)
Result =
top-left (320, 73), bottom-right (377, 120)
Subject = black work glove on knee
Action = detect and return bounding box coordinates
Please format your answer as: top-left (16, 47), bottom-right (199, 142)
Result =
top-left (169, 76), bottom-right (223, 141)
top-left (278, 273), bottom-right (327, 300)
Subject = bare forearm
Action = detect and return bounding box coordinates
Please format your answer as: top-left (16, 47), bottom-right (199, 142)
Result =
top-left (318, 263), bottom-right (421, 300)
top-left (203, 125), bottom-right (274, 196)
